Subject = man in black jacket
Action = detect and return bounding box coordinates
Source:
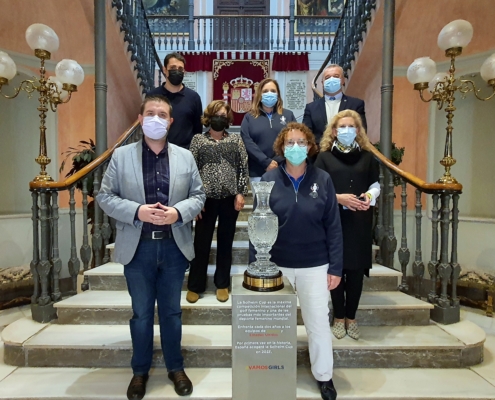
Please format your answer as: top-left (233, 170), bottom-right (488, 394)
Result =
top-left (303, 64), bottom-right (366, 146)
top-left (147, 52), bottom-right (203, 149)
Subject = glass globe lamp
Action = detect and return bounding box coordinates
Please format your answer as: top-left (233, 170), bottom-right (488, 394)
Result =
top-left (0, 51), bottom-right (17, 84)
top-left (25, 24), bottom-right (60, 59)
top-left (407, 57), bottom-right (437, 90)
top-left (55, 59), bottom-right (85, 91)
top-left (480, 53), bottom-right (495, 85)
top-left (428, 72), bottom-right (449, 93)
top-left (437, 20), bottom-right (473, 56)
top-left (47, 76), bottom-right (69, 101)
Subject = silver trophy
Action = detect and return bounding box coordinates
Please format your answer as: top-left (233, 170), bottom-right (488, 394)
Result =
top-left (244, 181), bottom-right (283, 291)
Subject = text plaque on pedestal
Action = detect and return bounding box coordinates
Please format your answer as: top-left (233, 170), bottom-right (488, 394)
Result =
top-left (232, 276), bottom-right (297, 400)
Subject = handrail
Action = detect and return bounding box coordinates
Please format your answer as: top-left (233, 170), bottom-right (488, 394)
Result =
top-left (112, 0), bottom-right (165, 92)
top-left (30, 120), bottom-right (141, 191)
top-left (367, 145), bottom-right (463, 193)
top-left (148, 14), bottom-right (340, 52)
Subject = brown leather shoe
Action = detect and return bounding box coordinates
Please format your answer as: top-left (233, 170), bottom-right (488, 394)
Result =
top-left (216, 288), bottom-right (229, 302)
top-left (186, 290), bottom-right (199, 303)
top-left (168, 370), bottom-right (193, 396)
top-left (126, 374), bottom-right (148, 400)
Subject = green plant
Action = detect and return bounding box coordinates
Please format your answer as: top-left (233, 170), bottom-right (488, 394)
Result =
top-left (373, 141), bottom-right (405, 166)
top-left (59, 139), bottom-right (96, 224)
top-left (59, 139), bottom-right (96, 196)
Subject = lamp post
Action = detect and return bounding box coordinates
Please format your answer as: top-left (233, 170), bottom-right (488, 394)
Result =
top-left (0, 23), bottom-right (85, 182)
top-left (406, 20), bottom-right (495, 184)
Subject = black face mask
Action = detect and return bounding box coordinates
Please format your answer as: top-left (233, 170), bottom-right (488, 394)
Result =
top-left (210, 116), bottom-right (229, 132)
top-left (167, 69), bottom-right (184, 86)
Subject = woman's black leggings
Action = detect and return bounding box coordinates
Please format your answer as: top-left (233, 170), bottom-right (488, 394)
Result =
top-left (330, 269), bottom-right (364, 320)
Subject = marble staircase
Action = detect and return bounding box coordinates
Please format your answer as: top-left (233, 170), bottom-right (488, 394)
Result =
top-left (1, 200), bottom-right (493, 399)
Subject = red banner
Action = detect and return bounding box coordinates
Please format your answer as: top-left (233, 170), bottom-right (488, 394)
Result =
top-left (272, 52), bottom-right (309, 71)
top-left (213, 59), bottom-right (270, 125)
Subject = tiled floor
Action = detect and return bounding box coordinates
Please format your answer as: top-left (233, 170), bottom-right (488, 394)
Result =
top-left (1, 304), bottom-right (495, 399)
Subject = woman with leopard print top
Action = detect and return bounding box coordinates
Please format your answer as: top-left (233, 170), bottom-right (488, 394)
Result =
top-left (186, 100), bottom-right (249, 303)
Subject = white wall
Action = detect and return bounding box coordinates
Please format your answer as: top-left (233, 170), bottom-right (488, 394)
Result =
top-left (0, 211), bottom-right (85, 280)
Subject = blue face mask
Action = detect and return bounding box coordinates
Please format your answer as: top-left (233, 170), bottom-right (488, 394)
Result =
top-left (261, 92), bottom-right (278, 108)
top-left (284, 144), bottom-right (308, 166)
top-left (337, 127), bottom-right (357, 146)
top-left (324, 77), bottom-right (342, 94)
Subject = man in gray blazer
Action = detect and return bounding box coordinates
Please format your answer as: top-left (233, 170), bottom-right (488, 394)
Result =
top-left (97, 95), bottom-right (205, 400)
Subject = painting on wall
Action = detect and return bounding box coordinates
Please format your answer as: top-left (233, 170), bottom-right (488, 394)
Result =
top-left (144, 0), bottom-right (189, 34)
top-left (143, 0), bottom-right (188, 16)
top-left (295, 0), bottom-right (344, 34)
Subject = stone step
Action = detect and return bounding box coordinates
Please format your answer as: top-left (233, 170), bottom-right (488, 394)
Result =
top-left (209, 240), bottom-right (248, 264)
top-left (237, 204), bottom-right (252, 221)
top-left (193, 221), bottom-right (250, 241)
top-left (107, 241), bottom-right (381, 272)
top-left (2, 318), bottom-right (485, 369)
top-left (1, 365), bottom-right (494, 399)
top-left (212, 221), bottom-right (248, 240)
top-left (86, 262), bottom-right (401, 293)
top-left (244, 194), bottom-right (253, 205)
top-left (53, 290), bottom-right (433, 326)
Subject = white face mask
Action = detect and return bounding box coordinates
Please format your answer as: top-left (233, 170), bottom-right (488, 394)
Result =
top-left (142, 115), bottom-right (169, 140)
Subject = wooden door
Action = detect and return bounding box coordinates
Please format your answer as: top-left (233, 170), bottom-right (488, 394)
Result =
top-left (214, 0), bottom-right (270, 50)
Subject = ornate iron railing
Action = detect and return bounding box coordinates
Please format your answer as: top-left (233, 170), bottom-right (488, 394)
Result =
top-left (29, 121), bottom-right (142, 322)
top-left (312, 0), bottom-right (376, 98)
top-left (111, 0), bottom-right (165, 93)
top-left (148, 15), bottom-right (340, 52)
top-left (369, 146), bottom-right (463, 324)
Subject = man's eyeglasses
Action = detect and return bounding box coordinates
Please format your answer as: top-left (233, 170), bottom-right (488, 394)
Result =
top-left (285, 139), bottom-right (308, 147)
top-left (168, 66), bottom-right (185, 72)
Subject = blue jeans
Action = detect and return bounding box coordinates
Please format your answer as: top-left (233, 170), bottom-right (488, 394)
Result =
top-left (124, 237), bottom-right (188, 375)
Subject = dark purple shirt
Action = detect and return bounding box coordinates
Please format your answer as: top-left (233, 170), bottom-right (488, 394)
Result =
top-left (141, 139), bottom-right (170, 233)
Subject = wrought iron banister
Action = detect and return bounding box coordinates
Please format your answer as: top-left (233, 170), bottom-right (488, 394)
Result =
top-left (29, 120), bottom-right (142, 322)
top-left (112, 0), bottom-right (165, 93)
top-left (148, 15), bottom-right (340, 52)
top-left (367, 145), bottom-right (462, 193)
top-left (312, 0), bottom-right (376, 98)
top-left (369, 145), bottom-right (463, 325)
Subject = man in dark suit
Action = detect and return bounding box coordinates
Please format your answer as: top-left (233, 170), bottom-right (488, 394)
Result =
top-left (303, 64), bottom-right (367, 146)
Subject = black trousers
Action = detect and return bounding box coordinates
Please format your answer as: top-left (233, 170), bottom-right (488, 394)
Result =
top-left (330, 269), bottom-right (364, 320)
top-left (187, 196), bottom-right (239, 293)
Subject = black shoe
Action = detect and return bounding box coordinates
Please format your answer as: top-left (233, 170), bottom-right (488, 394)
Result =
top-left (168, 370), bottom-right (193, 396)
top-left (318, 379), bottom-right (337, 400)
top-left (127, 374), bottom-right (149, 400)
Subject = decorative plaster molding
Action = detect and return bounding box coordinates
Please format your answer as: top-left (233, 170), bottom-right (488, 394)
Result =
top-left (0, 47), bottom-right (95, 75)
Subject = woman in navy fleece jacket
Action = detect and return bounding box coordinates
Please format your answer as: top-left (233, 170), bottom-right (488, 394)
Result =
top-left (254, 122), bottom-right (343, 400)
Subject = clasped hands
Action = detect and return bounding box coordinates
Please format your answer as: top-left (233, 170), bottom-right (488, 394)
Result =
top-left (337, 193), bottom-right (371, 211)
top-left (138, 202), bottom-right (178, 225)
